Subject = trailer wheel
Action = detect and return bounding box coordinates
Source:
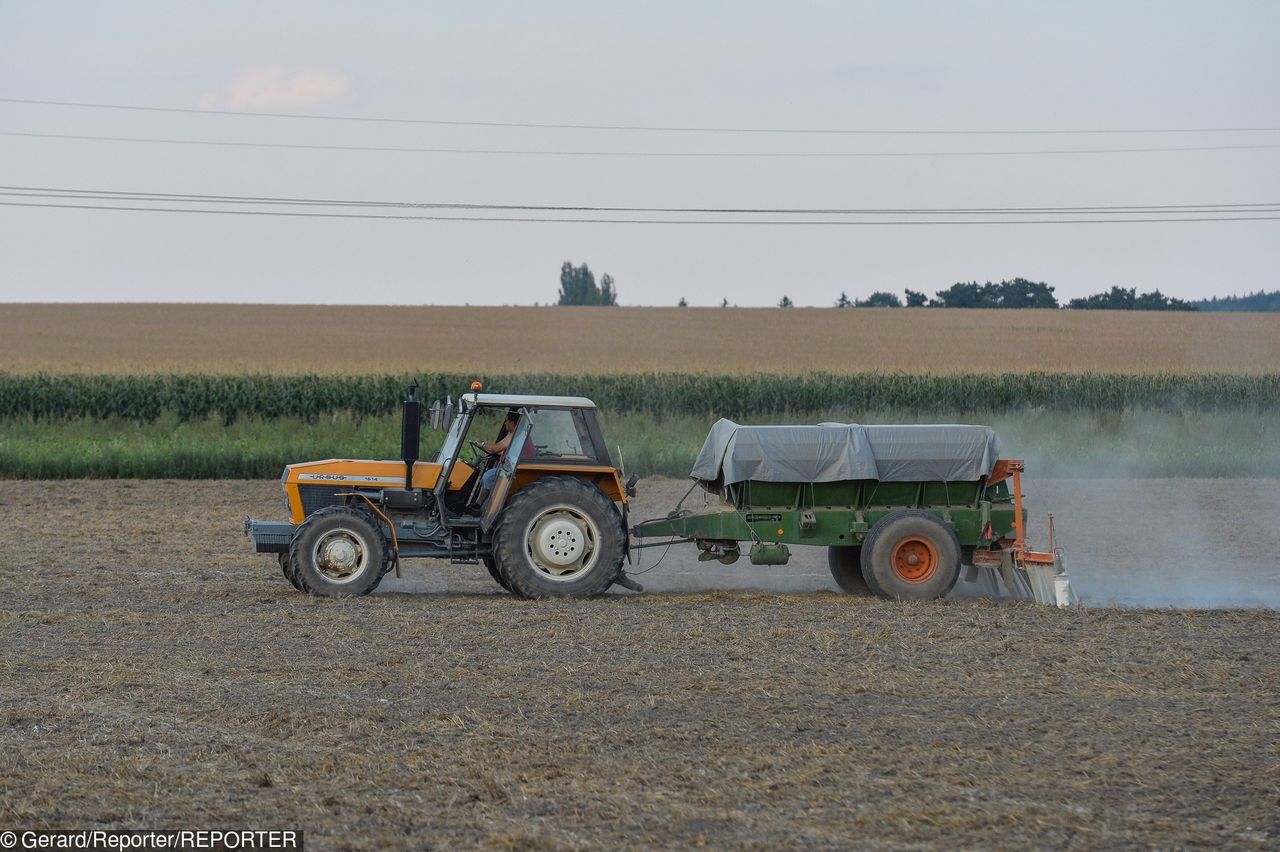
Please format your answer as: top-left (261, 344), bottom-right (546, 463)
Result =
top-left (860, 510), bottom-right (961, 601)
top-left (827, 546), bottom-right (870, 595)
top-left (289, 506), bottom-right (390, 597)
top-left (482, 556), bottom-right (512, 593)
top-left (279, 552), bottom-right (306, 592)
top-left (493, 476), bottom-right (624, 599)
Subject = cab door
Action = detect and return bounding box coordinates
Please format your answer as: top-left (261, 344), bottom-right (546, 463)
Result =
top-left (480, 413), bottom-right (532, 532)
top-left (431, 405), bottom-right (474, 525)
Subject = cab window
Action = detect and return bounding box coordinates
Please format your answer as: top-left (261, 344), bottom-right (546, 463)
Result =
top-left (528, 409), bottom-right (597, 462)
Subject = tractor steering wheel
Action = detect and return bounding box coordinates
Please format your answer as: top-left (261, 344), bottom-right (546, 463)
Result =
top-left (469, 439), bottom-right (497, 458)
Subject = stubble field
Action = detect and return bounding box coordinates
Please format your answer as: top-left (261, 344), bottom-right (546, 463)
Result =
top-left (2, 303), bottom-right (1279, 374)
top-left (1, 477), bottom-right (1277, 849)
top-left (3, 302), bottom-right (1279, 848)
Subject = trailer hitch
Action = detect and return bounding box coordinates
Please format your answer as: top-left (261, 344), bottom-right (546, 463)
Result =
top-left (613, 572), bottom-right (644, 593)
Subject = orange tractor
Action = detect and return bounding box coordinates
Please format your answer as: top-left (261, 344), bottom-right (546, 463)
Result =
top-left (246, 383), bottom-right (639, 598)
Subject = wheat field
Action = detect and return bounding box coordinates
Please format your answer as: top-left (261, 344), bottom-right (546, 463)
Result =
top-left (1, 303), bottom-right (1277, 374)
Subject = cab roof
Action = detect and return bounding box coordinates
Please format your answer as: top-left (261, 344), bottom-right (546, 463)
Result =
top-left (461, 393), bottom-right (597, 409)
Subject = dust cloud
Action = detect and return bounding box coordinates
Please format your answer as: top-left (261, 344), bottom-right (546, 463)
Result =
top-left (1024, 478), bottom-right (1280, 609)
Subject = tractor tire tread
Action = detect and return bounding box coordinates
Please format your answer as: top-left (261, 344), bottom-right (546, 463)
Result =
top-left (279, 552), bottom-right (306, 592)
top-left (483, 555), bottom-right (512, 593)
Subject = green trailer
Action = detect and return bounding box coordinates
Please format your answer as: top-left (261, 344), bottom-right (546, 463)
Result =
top-left (631, 420), bottom-right (1075, 605)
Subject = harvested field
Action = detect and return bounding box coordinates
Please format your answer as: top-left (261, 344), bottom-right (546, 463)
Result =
top-left (2, 479), bottom-right (1278, 848)
top-left (2, 303), bottom-right (1279, 374)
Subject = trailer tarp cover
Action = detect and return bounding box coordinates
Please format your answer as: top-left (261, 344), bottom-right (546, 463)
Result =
top-left (690, 419), bottom-right (1000, 485)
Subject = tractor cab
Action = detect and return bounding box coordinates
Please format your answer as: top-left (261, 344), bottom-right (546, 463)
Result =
top-left (429, 392), bottom-right (620, 527)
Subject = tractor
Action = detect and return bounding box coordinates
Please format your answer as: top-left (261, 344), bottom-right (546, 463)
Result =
top-left (246, 383), bottom-right (639, 598)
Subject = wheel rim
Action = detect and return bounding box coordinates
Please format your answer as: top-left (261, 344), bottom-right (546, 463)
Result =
top-left (311, 528), bottom-right (370, 583)
top-left (523, 504), bottom-right (599, 582)
top-left (891, 536), bottom-right (939, 584)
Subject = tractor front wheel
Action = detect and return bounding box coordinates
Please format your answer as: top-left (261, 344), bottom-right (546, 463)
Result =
top-left (827, 546), bottom-right (870, 595)
top-left (493, 477), bottom-right (624, 599)
top-left (860, 510), bottom-right (961, 601)
top-left (289, 506), bottom-right (390, 597)
top-left (279, 552), bottom-right (306, 592)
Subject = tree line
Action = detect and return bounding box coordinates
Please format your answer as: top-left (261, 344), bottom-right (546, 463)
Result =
top-left (556, 262), bottom-right (1268, 310)
top-left (768, 280), bottom-right (1198, 310)
top-left (813, 280), bottom-right (1197, 310)
top-left (1193, 290), bottom-right (1280, 312)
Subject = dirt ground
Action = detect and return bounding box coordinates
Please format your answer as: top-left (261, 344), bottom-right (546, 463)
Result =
top-left (2, 478), bottom-right (1278, 849)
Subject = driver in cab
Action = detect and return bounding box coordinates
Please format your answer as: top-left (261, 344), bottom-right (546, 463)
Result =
top-left (477, 410), bottom-right (528, 499)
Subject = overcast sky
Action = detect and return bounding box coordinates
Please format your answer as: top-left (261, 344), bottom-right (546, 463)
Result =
top-left (1, 1), bottom-right (1277, 306)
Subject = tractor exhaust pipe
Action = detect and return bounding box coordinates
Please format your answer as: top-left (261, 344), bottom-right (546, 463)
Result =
top-left (401, 380), bottom-right (421, 490)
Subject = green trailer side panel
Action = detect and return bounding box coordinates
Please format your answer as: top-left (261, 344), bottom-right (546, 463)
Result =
top-left (633, 477), bottom-right (1017, 547)
top-left (634, 504), bottom-right (1017, 547)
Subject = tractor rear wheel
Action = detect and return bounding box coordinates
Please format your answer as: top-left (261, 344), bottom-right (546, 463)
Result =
top-left (827, 546), bottom-right (870, 595)
top-left (860, 509), bottom-right (961, 601)
top-left (493, 476), bottom-right (624, 599)
top-left (289, 506), bottom-right (390, 597)
top-left (482, 555), bottom-right (511, 592)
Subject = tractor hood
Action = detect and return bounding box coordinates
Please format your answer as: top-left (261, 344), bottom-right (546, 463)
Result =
top-left (280, 458), bottom-right (473, 523)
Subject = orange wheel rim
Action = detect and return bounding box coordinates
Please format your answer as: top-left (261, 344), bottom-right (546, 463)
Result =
top-left (891, 536), bottom-right (939, 584)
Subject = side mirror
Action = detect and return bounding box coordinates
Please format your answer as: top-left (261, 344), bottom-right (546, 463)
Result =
top-left (429, 399), bottom-right (443, 430)
top-left (443, 396), bottom-right (456, 430)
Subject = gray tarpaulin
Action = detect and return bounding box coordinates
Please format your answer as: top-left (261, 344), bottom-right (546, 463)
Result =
top-left (690, 419), bottom-right (1000, 485)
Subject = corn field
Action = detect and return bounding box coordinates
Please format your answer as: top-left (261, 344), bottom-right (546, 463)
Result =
top-left (1, 372), bottom-right (1279, 423)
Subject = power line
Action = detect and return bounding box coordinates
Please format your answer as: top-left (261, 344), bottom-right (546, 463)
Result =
top-left (4, 200), bottom-right (1277, 225)
top-left (4, 96), bottom-right (1280, 136)
top-left (2, 185), bottom-right (1277, 216)
top-left (4, 130), bottom-right (1280, 158)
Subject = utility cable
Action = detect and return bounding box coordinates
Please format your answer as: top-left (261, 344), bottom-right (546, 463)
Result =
top-left (2, 185), bottom-right (1277, 215)
top-left (4, 200), bottom-right (1278, 225)
top-left (4, 130), bottom-right (1280, 158)
top-left (4, 96), bottom-right (1280, 136)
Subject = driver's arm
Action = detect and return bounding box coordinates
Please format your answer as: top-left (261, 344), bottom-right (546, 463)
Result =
top-left (483, 431), bottom-right (513, 455)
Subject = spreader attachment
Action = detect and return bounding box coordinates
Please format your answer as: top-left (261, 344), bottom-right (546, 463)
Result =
top-left (990, 520), bottom-right (1077, 607)
top-left (984, 462), bottom-right (1079, 607)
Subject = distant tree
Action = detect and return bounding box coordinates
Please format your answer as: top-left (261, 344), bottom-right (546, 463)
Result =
top-left (678, 297), bottom-right (688, 307)
top-left (855, 291), bottom-right (903, 308)
top-left (778, 295), bottom-right (794, 308)
top-left (1068, 286), bottom-right (1197, 311)
top-left (557, 262), bottom-right (592, 305)
top-left (932, 278), bottom-right (1058, 308)
top-left (1134, 289), bottom-right (1195, 310)
top-left (557, 262), bottom-right (619, 306)
top-left (1068, 286), bottom-right (1134, 310)
top-left (932, 281), bottom-right (997, 308)
top-left (996, 278), bottom-right (1058, 309)
top-left (905, 289), bottom-right (928, 307)
top-left (835, 291), bottom-right (853, 308)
